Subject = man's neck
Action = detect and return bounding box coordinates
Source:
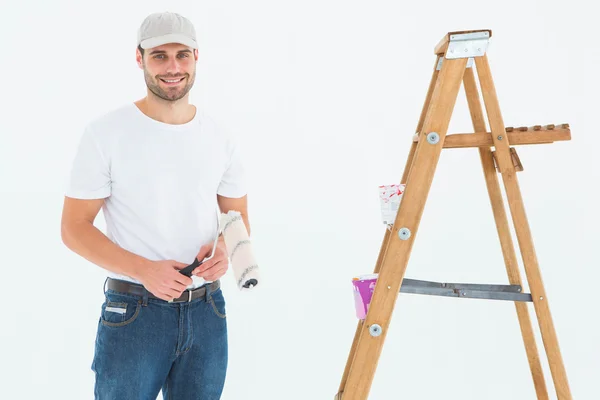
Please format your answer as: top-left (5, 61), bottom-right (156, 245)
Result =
top-left (135, 96), bottom-right (196, 125)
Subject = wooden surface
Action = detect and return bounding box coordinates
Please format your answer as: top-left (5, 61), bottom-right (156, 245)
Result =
top-left (337, 33), bottom-right (572, 400)
top-left (336, 56), bottom-right (442, 400)
top-left (413, 126), bottom-right (571, 148)
top-left (475, 54), bottom-right (572, 399)
top-left (463, 66), bottom-right (550, 399)
top-left (339, 56), bottom-right (469, 400)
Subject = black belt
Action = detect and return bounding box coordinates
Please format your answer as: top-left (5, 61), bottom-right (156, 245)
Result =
top-left (106, 277), bottom-right (220, 303)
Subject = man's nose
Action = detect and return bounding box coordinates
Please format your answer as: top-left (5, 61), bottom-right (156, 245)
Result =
top-left (165, 58), bottom-right (183, 74)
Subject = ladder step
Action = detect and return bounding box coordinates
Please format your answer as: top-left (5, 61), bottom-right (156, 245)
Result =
top-left (400, 278), bottom-right (533, 302)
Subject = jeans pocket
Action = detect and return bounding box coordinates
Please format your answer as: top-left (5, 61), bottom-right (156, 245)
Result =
top-left (100, 292), bottom-right (142, 327)
top-left (208, 290), bottom-right (227, 319)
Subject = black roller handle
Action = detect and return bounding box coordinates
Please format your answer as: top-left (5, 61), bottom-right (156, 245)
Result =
top-left (178, 258), bottom-right (204, 277)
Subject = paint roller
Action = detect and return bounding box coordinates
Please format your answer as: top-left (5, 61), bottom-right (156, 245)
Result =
top-left (220, 210), bottom-right (259, 289)
top-left (179, 209), bottom-right (259, 290)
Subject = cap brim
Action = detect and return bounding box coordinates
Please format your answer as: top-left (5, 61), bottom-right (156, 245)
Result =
top-left (140, 33), bottom-right (197, 49)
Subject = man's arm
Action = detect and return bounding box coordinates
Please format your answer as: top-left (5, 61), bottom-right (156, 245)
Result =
top-left (217, 194), bottom-right (251, 236)
top-left (60, 196), bottom-right (149, 280)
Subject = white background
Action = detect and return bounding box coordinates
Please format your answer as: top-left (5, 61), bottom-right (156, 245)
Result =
top-left (1, 0), bottom-right (597, 399)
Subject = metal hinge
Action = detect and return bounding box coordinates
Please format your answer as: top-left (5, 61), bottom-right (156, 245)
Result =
top-left (437, 57), bottom-right (474, 70)
top-left (446, 31), bottom-right (490, 59)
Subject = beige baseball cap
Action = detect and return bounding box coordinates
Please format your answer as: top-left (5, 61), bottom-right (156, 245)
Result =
top-left (137, 11), bottom-right (198, 49)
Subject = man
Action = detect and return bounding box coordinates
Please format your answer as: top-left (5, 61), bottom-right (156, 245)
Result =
top-left (61, 11), bottom-right (249, 399)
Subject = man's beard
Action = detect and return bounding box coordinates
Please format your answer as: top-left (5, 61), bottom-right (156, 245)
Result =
top-left (144, 69), bottom-right (195, 102)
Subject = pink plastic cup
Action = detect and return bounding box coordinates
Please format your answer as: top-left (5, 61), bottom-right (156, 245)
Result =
top-left (352, 274), bottom-right (379, 319)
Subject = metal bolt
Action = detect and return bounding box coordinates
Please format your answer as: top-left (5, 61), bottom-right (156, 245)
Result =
top-left (369, 324), bottom-right (382, 337)
top-left (426, 132), bottom-right (440, 145)
top-left (398, 227), bottom-right (411, 240)
top-left (540, 296), bottom-right (544, 300)
top-left (497, 135), bottom-right (503, 140)
top-left (387, 286), bottom-right (391, 290)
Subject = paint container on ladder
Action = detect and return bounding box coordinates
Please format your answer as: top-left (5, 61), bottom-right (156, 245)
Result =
top-left (352, 273), bottom-right (379, 319)
top-left (378, 184), bottom-right (405, 225)
top-left (220, 210), bottom-right (260, 290)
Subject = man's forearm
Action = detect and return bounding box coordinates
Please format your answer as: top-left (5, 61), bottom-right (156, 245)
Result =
top-left (61, 221), bottom-right (148, 280)
top-left (239, 213), bottom-right (251, 237)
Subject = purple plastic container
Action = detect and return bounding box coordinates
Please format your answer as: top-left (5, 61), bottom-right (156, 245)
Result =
top-left (352, 273), bottom-right (379, 319)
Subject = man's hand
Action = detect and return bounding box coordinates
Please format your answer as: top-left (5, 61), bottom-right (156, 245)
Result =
top-left (193, 238), bottom-right (229, 281)
top-left (136, 260), bottom-right (194, 301)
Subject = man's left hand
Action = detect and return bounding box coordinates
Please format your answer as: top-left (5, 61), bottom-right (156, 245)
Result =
top-left (192, 238), bottom-right (229, 281)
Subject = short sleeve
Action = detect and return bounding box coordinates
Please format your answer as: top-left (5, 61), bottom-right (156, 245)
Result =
top-left (217, 137), bottom-right (247, 198)
top-left (64, 125), bottom-right (111, 199)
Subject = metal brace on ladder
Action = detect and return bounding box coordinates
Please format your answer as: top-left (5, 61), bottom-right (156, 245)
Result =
top-left (400, 278), bottom-right (533, 302)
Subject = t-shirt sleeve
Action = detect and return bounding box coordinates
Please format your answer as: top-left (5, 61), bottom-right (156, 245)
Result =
top-left (64, 124), bottom-right (111, 199)
top-left (217, 136), bottom-right (247, 198)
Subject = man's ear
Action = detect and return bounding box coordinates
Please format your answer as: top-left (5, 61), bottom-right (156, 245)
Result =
top-left (136, 49), bottom-right (144, 69)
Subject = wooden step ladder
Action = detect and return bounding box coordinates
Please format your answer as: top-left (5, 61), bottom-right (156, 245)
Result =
top-left (335, 29), bottom-right (572, 400)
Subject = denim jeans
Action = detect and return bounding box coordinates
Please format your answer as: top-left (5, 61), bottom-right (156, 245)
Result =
top-left (91, 280), bottom-right (228, 399)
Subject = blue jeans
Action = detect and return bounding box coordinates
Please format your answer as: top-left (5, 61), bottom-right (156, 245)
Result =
top-left (91, 280), bottom-right (228, 399)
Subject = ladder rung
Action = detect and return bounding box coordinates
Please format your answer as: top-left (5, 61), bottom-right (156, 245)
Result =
top-left (400, 278), bottom-right (533, 302)
top-left (412, 125), bottom-right (571, 149)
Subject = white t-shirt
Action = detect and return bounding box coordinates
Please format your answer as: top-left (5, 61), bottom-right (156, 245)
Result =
top-left (65, 102), bottom-right (247, 289)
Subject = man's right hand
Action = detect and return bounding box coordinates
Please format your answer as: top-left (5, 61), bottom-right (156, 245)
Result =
top-left (136, 260), bottom-right (194, 301)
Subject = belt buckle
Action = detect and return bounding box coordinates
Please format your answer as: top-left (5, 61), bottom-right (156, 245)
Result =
top-left (168, 289), bottom-right (193, 303)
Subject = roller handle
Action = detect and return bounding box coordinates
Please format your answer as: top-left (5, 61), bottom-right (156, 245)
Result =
top-left (178, 258), bottom-right (204, 277)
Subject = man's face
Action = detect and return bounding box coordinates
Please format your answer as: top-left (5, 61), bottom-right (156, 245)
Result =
top-left (137, 43), bottom-right (198, 102)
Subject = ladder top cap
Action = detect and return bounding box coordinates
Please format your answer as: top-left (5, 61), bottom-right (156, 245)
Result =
top-left (435, 29), bottom-right (492, 55)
